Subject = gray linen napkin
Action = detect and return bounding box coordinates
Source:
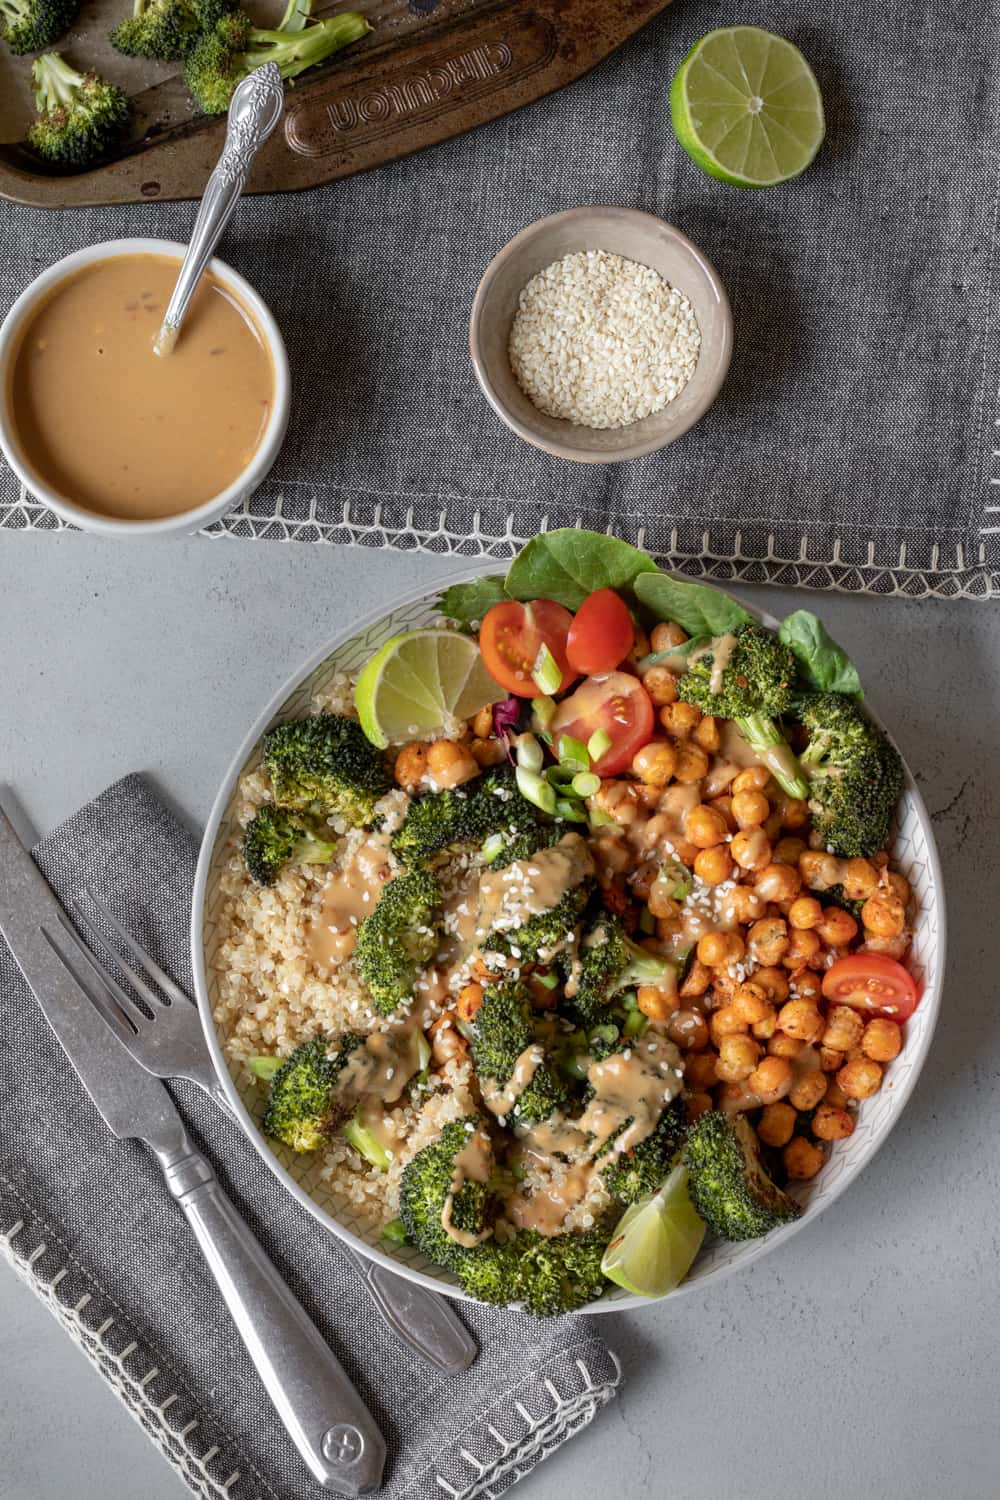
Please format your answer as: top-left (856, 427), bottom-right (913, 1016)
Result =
top-left (0, 775), bottom-right (621, 1500)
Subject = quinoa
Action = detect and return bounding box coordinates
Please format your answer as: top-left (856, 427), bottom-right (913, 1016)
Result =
top-left (508, 249), bottom-right (701, 429)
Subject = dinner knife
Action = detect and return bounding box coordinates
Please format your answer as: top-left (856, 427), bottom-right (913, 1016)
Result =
top-left (0, 808), bottom-right (386, 1495)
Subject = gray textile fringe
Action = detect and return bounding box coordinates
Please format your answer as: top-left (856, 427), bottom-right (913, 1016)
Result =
top-left (0, 776), bottom-right (621, 1500)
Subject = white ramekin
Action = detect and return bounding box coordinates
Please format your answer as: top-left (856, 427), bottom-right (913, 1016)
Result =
top-left (0, 237), bottom-right (290, 538)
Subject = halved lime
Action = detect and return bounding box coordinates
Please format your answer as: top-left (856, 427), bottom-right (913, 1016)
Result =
top-left (355, 628), bottom-right (505, 748)
top-left (670, 27), bottom-right (825, 188)
top-left (601, 1163), bottom-right (706, 1297)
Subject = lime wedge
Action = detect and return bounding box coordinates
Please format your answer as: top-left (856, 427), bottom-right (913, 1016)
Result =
top-left (670, 27), bottom-right (825, 188)
top-left (601, 1163), bottom-right (706, 1297)
top-left (355, 628), bottom-right (505, 748)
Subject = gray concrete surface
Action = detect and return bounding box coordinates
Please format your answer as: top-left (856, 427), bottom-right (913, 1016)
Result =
top-left (1, 532), bottom-right (998, 1500)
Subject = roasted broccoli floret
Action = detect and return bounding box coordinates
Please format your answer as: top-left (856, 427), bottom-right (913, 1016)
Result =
top-left (677, 624), bottom-right (808, 798)
top-left (398, 1117), bottom-right (495, 1272)
top-left (242, 804), bottom-right (336, 887)
top-left (184, 4), bottom-right (369, 113)
top-left (261, 1034), bottom-right (362, 1152)
top-left (482, 882), bottom-right (592, 965)
top-left (601, 1096), bottom-right (687, 1205)
top-left (683, 1111), bottom-right (801, 1240)
top-left (262, 713), bottom-right (390, 828)
top-left (484, 821), bottom-right (565, 870)
top-left (1, 0), bottom-right (78, 54)
top-left (470, 979), bottom-right (574, 1124)
top-left (111, 0), bottom-right (231, 61)
top-left (459, 1224), bottom-right (612, 1316)
top-left (571, 912), bottom-right (676, 1026)
top-left (391, 766), bottom-right (543, 867)
top-left (27, 52), bottom-right (130, 168)
top-left (355, 870), bottom-right (442, 1015)
top-left (797, 693), bottom-right (904, 858)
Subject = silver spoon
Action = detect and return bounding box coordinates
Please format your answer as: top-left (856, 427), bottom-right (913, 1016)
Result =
top-left (154, 62), bottom-right (284, 357)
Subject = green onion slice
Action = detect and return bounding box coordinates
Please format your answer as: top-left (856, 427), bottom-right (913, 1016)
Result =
top-left (531, 696), bottom-right (558, 730)
top-left (515, 731), bottom-right (544, 773)
top-left (481, 832), bottom-right (505, 862)
top-left (382, 1218), bottom-right (409, 1246)
top-left (516, 764), bottom-right (557, 814)
top-left (571, 771), bottom-right (601, 798)
top-left (557, 734), bottom-right (590, 772)
top-left (555, 797), bottom-right (588, 822)
top-left (534, 970), bottom-right (560, 990)
top-left (247, 1056), bottom-right (282, 1080)
top-left (532, 643), bottom-right (563, 696)
top-left (588, 808), bottom-right (616, 829)
top-left (587, 728), bottom-right (612, 762)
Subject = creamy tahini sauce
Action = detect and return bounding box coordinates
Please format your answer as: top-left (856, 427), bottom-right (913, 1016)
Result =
top-left (440, 1126), bottom-right (494, 1248)
top-left (7, 254), bottom-right (273, 520)
top-left (578, 1029), bottom-right (684, 1155)
top-left (336, 1009), bottom-right (430, 1107)
top-left (482, 1043), bottom-right (544, 1118)
top-left (687, 632), bottom-right (739, 695)
top-left (505, 1162), bottom-right (597, 1236)
top-left (308, 830), bottom-right (394, 970)
top-left (475, 834), bottom-right (594, 943)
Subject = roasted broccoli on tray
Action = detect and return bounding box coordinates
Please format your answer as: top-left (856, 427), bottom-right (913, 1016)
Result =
top-left (111, 0), bottom-right (232, 61)
top-left (1, 0), bottom-right (78, 55)
top-left (27, 52), bottom-right (130, 168)
top-left (184, 2), bottom-right (369, 114)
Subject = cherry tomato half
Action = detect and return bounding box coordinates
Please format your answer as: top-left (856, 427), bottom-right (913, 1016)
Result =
top-left (566, 589), bottom-right (635, 676)
top-left (821, 953), bottom-right (920, 1021)
top-left (550, 671), bottom-right (655, 776)
top-left (479, 599), bottom-right (575, 698)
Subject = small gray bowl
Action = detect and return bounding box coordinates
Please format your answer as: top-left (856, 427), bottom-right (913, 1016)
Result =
top-left (469, 206), bottom-right (732, 464)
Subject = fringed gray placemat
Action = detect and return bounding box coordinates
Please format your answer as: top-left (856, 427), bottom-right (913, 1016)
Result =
top-left (2, 0), bottom-right (998, 599)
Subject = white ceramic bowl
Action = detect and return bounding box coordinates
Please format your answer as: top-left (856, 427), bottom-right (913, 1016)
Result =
top-left (0, 237), bottom-right (290, 538)
top-left (193, 566), bottom-right (945, 1313)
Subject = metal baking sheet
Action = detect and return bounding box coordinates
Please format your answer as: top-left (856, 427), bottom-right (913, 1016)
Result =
top-left (0, 0), bottom-right (673, 207)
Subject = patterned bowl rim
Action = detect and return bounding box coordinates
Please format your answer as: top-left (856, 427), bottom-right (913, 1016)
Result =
top-left (191, 562), bottom-right (946, 1314)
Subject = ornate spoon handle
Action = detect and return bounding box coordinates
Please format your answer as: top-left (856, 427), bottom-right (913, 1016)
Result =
top-left (155, 62), bottom-right (284, 355)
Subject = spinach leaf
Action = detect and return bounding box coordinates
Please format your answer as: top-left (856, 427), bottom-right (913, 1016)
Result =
top-left (436, 576), bottom-right (509, 627)
top-left (633, 573), bottom-right (752, 637)
top-left (778, 610), bottom-right (863, 696)
top-left (503, 529), bottom-right (659, 610)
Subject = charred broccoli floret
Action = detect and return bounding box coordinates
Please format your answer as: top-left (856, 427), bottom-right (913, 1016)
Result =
top-left (677, 624), bottom-right (807, 798)
top-left (600, 1096), bottom-right (687, 1205)
top-left (398, 1117), bottom-right (495, 1272)
top-left (261, 1034), bottom-right (362, 1152)
top-left (111, 0), bottom-right (231, 60)
top-left (683, 1111), bottom-right (801, 1240)
top-left (262, 713), bottom-right (390, 828)
top-left (571, 912), bottom-right (676, 1026)
top-left (242, 804), bottom-right (336, 887)
top-left (483, 882), bottom-right (591, 964)
top-left (183, 4), bottom-right (369, 114)
top-left (27, 52), bottom-right (130, 168)
top-left (459, 1223), bottom-right (612, 1316)
top-left (1, 0), bottom-right (78, 54)
top-left (391, 766), bottom-right (544, 867)
top-left (470, 979), bottom-right (574, 1124)
top-left (355, 870), bottom-right (442, 1015)
top-left (797, 693), bottom-right (904, 858)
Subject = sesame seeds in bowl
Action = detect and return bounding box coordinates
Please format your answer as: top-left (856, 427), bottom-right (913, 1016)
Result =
top-left (469, 208), bottom-right (732, 463)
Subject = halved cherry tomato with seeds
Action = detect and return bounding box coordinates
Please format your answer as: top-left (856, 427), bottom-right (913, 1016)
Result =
top-left (566, 589), bottom-right (635, 676)
top-left (550, 671), bottom-right (655, 775)
top-left (821, 953), bottom-right (919, 1021)
top-left (479, 599), bottom-right (575, 698)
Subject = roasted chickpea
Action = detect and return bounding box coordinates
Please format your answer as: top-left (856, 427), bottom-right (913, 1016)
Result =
top-left (709, 1006), bottom-right (748, 1045)
top-left (837, 1056), bottom-right (884, 1100)
top-left (861, 1017), bottom-right (902, 1062)
top-left (679, 958), bottom-right (712, 999)
top-left (817, 906), bottom-right (859, 947)
top-left (778, 999), bottom-right (824, 1043)
top-left (732, 981), bottom-right (774, 1026)
top-left (709, 794), bottom-right (738, 832)
top-left (697, 931), bottom-right (744, 968)
top-left (429, 1012), bottom-right (468, 1065)
top-left (455, 983), bottom-right (484, 1023)
top-left (783, 928), bottom-right (823, 968)
top-left (730, 828), bottom-right (772, 872)
top-left (776, 794), bottom-right (810, 830)
top-left (768, 1032), bottom-right (806, 1060)
top-left (427, 738), bottom-right (479, 788)
top-left (470, 736), bottom-right (506, 768)
top-left (715, 1080), bottom-right (757, 1112)
top-left (470, 706), bottom-right (495, 738)
top-left (793, 970), bottom-right (823, 1003)
top-left (660, 701), bottom-right (702, 739)
top-left (823, 1004), bottom-right (864, 1052)
top-left (788, 895), bottom-right (823, 930)
top-left (667, 1008), bottom-right (710, 1050)
top-left (394, 741), bottom-right (429, 788)
top-left (812, 1103), bottom-right (855, 1141)
top-left (774, 836), bottom-right (807, 867)
top-left (641, 665), bottom-right (680, 707)
top-left (751, 1011), bottom-right (779, 1041)
top-left (731, 789), bottom-right (770, 829)
top-left (672, 742), bottom-right (710, 782)
top-left (863, 933), bottom-right (910, 961)
top-left (799, 849), bottom-right (843, 891)
top-left (721, 885), bottom-right (767, 925)
top-left (747, 916), bottom-right (789, 966)
top-left (823, 1078), bottom-right (850, 1110)
top-left (636, 984), bottom-right (675, 1022)
top-left (763, 810), bottom-right (784, 842)
top-left (755, 862), bottom-right (803, 903)
top-left (841, 857), bottom-right (879, 900)
top-left (753, 966), bottom-right (791, 1005)
top-left (789, 1069), bottom-right (828, 1112)
top-left (819, 1046), bottom-right (846, 1072)
top-left (784, 1136), bottom-right (825, 1180)
top-left (715, 1034), bottom-right (761, 1082)
top-left (594, 779), bottom-right (642, 827)
top-left (694, 845), bottom-right (735, 886)
top-left (685, 803), bottom-right (730, 849)
top-left (647, 879), bottom-right (680, 921)
top-left (631, 740), bottom-right (677, 786)
top-left (684, 1051), bottom-right (720, 1090)
top-left (650, 620), bottom-right (688, 652)
top-left (685, 1091), bottom-right (714, 1122)
top-left (884, 870), bottom-right (911, 905)
top-left (693, 715), bottom-right (721, 754)
top-left (862, 891), bottom-right (907, 938)
top-left (732, 766), bottom-right (771, 795)
top-left (747, 1055), bottom-right (793, 1104)
top-left (758, 1102), bottom-right (797, 1148)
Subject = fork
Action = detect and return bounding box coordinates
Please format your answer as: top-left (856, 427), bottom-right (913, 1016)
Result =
top-left (71, 888), bottom-right (478, 1375)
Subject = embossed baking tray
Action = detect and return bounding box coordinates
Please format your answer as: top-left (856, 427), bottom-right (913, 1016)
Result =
top-left (0, 0), bottom-right (673, 207)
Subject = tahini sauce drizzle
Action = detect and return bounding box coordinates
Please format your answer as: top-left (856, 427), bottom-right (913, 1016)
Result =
top-left (475, 834), bottom-right (594, 943)
top-left (440, 1126), bottom-right (494, 1248)
top-left (308, 828), bottom-right (394, 969)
